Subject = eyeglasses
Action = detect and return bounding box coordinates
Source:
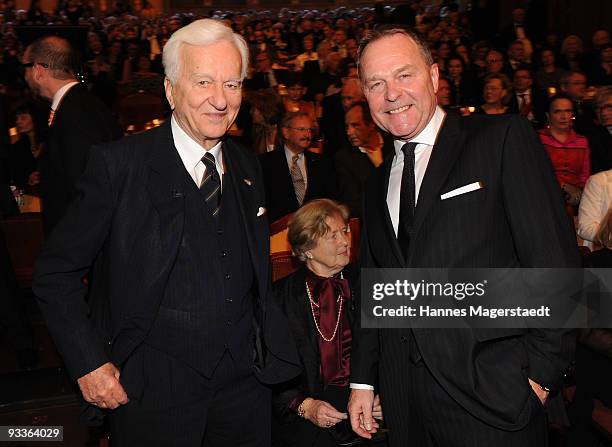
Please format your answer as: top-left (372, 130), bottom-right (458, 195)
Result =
top-left (21, 61), bottom-right (49, 69)
top-left (599, 104), bottom-right (612, 113)
top-left (287, 126), bottom-right (315, 133)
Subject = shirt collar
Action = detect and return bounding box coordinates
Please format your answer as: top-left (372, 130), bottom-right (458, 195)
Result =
top-left (51, 81), bottom-right (79, 111)
top-left (171, 114), bottom-right (224, 174)
top-left (393, 106), bottom-right (446, 156)
top-left (284, 144), bottom-right (304, 162)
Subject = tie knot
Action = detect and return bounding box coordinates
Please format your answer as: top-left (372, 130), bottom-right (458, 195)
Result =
top-left (202, 152), bottom-right (216, 168)
top-left (292, 154), bottom-right (300, 163)
top-left (401, 142), bottom-right (418, 156)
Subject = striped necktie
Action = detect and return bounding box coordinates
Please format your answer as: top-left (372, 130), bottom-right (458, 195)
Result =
top-left (199, 152), bottom-right (221, 219)
top-left (290, 154), bottom-right (306, 205)
top-left (397, 142), bottom-right (417, 260)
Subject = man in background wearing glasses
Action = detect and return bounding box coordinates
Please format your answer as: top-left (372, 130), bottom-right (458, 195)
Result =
top-left (22, 35), bottom-right (121, 233)
top-left (259, 111), bottom-right (337, 222)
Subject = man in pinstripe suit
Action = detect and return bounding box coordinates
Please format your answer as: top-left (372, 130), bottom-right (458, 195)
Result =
top-left (347, 26), bottom-right (580, 446)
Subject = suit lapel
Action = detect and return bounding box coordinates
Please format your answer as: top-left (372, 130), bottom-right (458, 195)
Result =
top-left (290, 269), bottom-right (319, 366)
top-left (409, 112), bottom-right (464, 261)
top-left (274, 148), bottom-right (299, 208)
top-left (145, 122), bottom-right (186, 279)
top-left (223, 139), bottom-right (269, 301)
top-left (379, 153), bottom-right (405, 265)
top-left (304, 151), bottom-right (317, 199)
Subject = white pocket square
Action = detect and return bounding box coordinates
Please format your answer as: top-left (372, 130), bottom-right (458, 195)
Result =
top-left (440, 182), bottom-right (485, 200)
top-left (257, 207), bottom-right (266, 217)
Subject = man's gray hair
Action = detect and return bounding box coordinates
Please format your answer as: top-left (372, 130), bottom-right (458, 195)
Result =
top-left (162, 19), bottom-right (249, 84)
top-left (594, 85), bottom-right (612, 110)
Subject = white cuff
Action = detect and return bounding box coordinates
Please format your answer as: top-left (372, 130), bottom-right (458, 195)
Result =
top-left (350, 383), bottom-right (375, 390)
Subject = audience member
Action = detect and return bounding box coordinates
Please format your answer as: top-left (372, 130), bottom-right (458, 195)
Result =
top-left (6, 104), bottom-right (45, 187)
top-left (539, 94), bottom-right (591, 212)
top-left (578, 167), bottom-right (612, 246)
top-left (508, 67), bottom-right (547, 127)
top-left (587, 86), bottom-right (612, 174)
top-left (320, 75), bottom-right (363, 158)
top-left (477, 72), bottom-right (512, 115)
top-left (22, 36), bottom-right (122, 233)
top-left (259, 112), bottom-right (336, 223)
top-left (246, 90), bottom-right (284, 155)
top-left (335, 102), bottom-right (388, 218)
top-left (559, 71), bottom-right (595, 133)
top-left (559, 35), bottom-right (586, 72)
top-left (535, 48), bottom-right (566, 94)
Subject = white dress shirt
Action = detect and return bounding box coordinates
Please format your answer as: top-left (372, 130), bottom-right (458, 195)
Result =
top-left (351, 107), bottom-right (446, 391)
top-left (284, 145), bottom-right (308, 190)
top-left (171, 114), bottom-right (225, 188)
top-left (51, 81), bottom-right (79, 112)
top-left (387, 106), bottom-right (446, 236)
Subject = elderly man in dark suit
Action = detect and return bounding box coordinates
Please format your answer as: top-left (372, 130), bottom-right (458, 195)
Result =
top-left (347, 26), bottom-right (580, 446)
top-left (22, 36), bottom-right (122, 233)
top-left (259, 111), bottom-right (337, 223)
top-left (33, 19), bottom-right (299, 447)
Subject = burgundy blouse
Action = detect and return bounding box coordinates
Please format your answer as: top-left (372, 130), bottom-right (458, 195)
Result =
top-left (306, 269), bottom-right (353, 388)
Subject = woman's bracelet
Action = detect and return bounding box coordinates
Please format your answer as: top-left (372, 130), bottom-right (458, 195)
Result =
top-left (297, 398), bottom-right (313, 418)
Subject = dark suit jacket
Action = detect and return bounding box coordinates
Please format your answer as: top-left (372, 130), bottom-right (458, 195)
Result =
top-left (259, 148), bottom-right (337, 223)
top-left (271, 265), bottom-right (358, 420)
top-left (33, 122), bottom-right (301, 388)
top-left (320, 93), bottom-right (351, 158)
top-left (352, 111), bottom-right (581, 431)
top-left (40, 83), bottom-right (122, 233)
top-left (507, 88), bottom-right (548, 129)
top-left (334, 137), bottom-right (393, 218)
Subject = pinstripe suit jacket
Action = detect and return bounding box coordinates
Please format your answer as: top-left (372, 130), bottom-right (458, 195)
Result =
top-left (352, 111), bottom-right (580, 430)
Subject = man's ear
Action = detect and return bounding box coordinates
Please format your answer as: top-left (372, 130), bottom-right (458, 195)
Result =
top-left (33, 63), bottom-right (45, 82)
top-left (164, 77), bottom-right (175, 110)
top-left (281, 126), bottom-right (289, 141)
top-left (430, 63), bottom-right (440, 94)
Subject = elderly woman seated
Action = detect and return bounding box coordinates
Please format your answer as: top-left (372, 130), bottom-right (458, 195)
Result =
top-left (271, 199), bottom-right (385, 447)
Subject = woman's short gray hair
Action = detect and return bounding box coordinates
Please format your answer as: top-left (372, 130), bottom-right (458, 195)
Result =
top-left (162, 18), bottom-right (249, 84)
top-left (288, 199), bottom-right (350, 262)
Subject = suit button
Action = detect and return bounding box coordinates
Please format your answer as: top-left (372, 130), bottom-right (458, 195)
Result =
top-left (225, 273), bottom-right (231, 280)
top-left (225, 298), bottom-right (233, 303)
top-left (401, 336), bottom-right (409, 343)
top-left (221, 250), bottom-right (228, 258)
top-left (217, 229), bottom-right (223, 235)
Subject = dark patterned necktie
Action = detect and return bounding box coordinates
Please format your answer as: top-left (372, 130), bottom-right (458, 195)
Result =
top-left (199, 152), bottom-right (221, 219)
top-left (290, 154), bottom-right (306, 205)
top-left (397, 142), bottom-right (417, 260)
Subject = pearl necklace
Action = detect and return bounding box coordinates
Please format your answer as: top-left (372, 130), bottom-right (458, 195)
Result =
top-left (305, 272), bottom-right (344, 342)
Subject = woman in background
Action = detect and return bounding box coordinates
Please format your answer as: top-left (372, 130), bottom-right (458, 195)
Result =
top-left (539, 94), bottom-right (591, 213)
top-left (476, 73), bottom-right (512, 115)
top-left (7, 104), bottom-right (45, 187)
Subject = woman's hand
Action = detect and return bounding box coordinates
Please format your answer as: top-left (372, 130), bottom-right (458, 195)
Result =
top-left (372, 394), bottom-right (383, 420)
top-left (301, 398), bottom-right (347, 428)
